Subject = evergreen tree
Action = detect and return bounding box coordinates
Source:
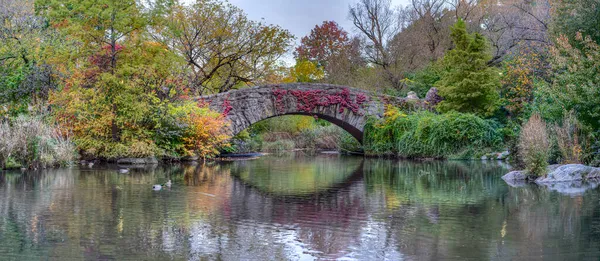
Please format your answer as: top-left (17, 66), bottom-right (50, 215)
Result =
top-left (436, 19), bottom-right (499, 116)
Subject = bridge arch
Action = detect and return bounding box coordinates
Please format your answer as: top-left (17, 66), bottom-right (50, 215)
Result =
top-left (199, 83), bottom-right (426, 143)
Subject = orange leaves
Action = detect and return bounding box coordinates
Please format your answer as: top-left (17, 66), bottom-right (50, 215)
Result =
top-left (182, 109), bottom-right (230, 158)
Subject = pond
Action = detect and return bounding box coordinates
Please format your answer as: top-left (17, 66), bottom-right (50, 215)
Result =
top-left (1, 153), bottom-right (600, 260)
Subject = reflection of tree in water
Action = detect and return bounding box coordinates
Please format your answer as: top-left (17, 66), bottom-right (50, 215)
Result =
top-left (360, 159), bottom-right (513, 259)
top-left (361, 159), bottom-right (600, 260)
top-left (0, 167), bottom-right (201, 259)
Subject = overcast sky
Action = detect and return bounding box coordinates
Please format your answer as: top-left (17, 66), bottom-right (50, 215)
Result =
top-left (182, 0), bottom-right (411, 64)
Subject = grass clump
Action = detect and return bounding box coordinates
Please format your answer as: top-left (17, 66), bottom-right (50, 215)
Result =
top-left (364, 108), bottom-right (502, 158)
top-left (519, 113), bottom-right (550, 176)
top-left (0, 116), bottom-right (77, 169)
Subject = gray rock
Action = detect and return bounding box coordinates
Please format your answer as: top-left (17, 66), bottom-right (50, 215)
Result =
top-left (502, 170), bottom-right (531, 181)
top-left (535, 164), bottom-right (600, 183)
top-left (182, 156), bottom-right (199, 161)
top-left (587, 168), bottom-right (600, 180)
top-left (547, 164), bottom-right (562, 172)
top-left (425, 87), bottom-right (442, 107)
top-left (481, 155), bottom-right (488, 160)
top-left (406, 91), bottom-right (419, 100)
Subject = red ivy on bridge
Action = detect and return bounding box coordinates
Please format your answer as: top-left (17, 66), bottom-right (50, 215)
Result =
top-left (273, 88), bottom-right (288, 112)
top-left (272, 88), bottom-right (368, 115)
top-left (222, 96), bottom-right (233, 116)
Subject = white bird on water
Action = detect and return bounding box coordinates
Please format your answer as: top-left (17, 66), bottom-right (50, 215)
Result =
top-left (153, 180), bottom-right (172, 190)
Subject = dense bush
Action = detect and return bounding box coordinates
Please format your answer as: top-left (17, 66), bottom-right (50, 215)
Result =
top-left (0, 116), bottom-right (76, 169)
top-left (364, 108), bottom-right (502, 158)
top-left (519, 113), bottom-right (550, 176)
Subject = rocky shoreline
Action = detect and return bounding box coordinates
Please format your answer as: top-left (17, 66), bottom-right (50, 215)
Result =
top-left (502, 164), bottom-right (600, 194)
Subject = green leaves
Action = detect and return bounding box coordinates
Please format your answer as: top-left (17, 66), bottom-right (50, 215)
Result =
top-left (436, 19), bottom-right (500, 117)
top-left (364, 109), bottom-right (502, 158)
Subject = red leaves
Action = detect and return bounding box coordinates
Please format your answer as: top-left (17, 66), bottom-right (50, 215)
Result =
top-left (89, 44), bottom-right (126, 72)
top-left (101, 43), bottom-right (125, 52)
top-left (295, 21), bottom-right (351, 65)
top-left (273, 89), bottom-right (288, 112)
top-left (273, 88), bottom-right (368, 115)
top-left (221, 96), bottom-right (233, 116)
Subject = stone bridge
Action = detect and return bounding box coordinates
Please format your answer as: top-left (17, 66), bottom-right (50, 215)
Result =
top-left (198, 83), bottom-right (435, 143)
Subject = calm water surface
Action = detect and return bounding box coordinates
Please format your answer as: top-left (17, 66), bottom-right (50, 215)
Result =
top-left (1, 154), bottom-right (600, 260)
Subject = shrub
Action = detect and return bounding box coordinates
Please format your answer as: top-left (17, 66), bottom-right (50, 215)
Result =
top-left (519, 113), bottom-right (550, 176)
top-left (182, 107), bottom-right (230, 158)
top-left (0, 116), bottom-right (77, 169)
top-left (364, 108), bottom-right (502, 158)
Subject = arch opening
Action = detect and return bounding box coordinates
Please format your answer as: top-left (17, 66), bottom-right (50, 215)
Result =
top-left (230, 113), bottom-right (364, 144)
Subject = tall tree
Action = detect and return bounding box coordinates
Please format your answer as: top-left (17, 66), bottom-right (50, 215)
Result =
top-left (436, 19), bottom-right (500, 116)
top-left (36, 0), bottom-right (148, 141)
top-left (0, 0), bottom-right (62, 107)
top-left (295, 21), bottom-right (362, 85)
top-left (481, 0), bottom-right (550, 65)
top-left (157, 0), bottom-right (293, 95)
top-left (295, 21), bottom-right (352, 68)
top-left (349, 0), bottom-right (404, 89)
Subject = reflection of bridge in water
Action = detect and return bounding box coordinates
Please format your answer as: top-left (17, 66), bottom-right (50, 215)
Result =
top-left (230, 157), bottom-right (365, 198)
top-left (223, 156), bottom-right (372, 260)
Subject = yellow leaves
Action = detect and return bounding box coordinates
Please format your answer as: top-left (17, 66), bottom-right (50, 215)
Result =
top-left (289, 60), bottom-right (324, 83)
top-left (383, 104), bottom-right (405, 122)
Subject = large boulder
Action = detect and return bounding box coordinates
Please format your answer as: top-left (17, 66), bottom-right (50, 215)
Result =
top-left (535, 164), bottom-right (600, 183)
top-left (501, 164), bottom-right (562, 182)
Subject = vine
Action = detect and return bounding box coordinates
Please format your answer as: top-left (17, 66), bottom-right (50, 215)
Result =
top-left (222, 96), bottom-right (233, 116)
top-left (272, 88), bottom-right (288, 112)
top-left (272, 88), bottom-right (368, 115)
